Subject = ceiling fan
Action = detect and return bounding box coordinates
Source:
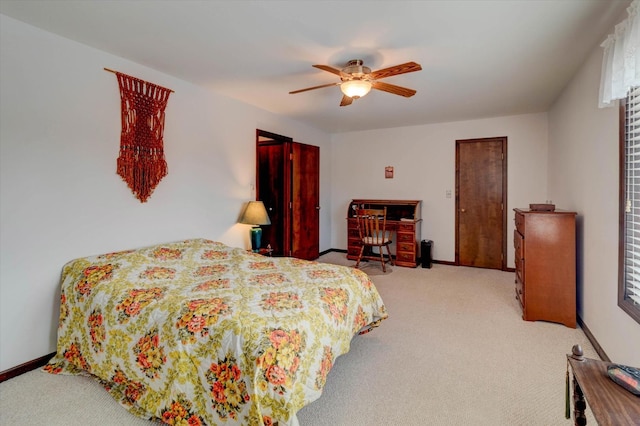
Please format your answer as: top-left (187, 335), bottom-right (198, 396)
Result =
top-left (289, 59), bottom-right (422, 106)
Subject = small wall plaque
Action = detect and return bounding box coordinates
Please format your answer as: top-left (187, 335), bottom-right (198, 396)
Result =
top-left (385, 166), bottom-right (394, 179)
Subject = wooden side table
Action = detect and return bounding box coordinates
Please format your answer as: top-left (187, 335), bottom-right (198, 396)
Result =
top-left (567, 345), bottom-right (640, 425)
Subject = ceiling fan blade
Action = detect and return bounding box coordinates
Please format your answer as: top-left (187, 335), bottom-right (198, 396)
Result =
top-left (372, 81), bottom-right (417, 97)
top-left (289, 82), bottom-right (339, 94)
top-left (340, 95), bottom-right (353, 107)
top-left (312, 64), bottom-right (343, 76)
top-left (370, 62), bottom-right (422, 80)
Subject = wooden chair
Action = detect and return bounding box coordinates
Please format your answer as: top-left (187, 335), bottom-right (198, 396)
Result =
top-left (355, 207), bottom-right (394, 272)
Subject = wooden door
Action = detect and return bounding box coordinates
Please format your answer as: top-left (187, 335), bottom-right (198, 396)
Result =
top-left (291, 142), bottom-right (320, 260)
top-left (456, 137), bottom-right (507, 269)
top-left (257, 141), bottom-right (289, 256)
top-left (256, 130), bottom-right (320, 260)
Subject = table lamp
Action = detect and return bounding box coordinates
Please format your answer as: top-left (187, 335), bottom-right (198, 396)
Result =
top-left (239, 201), bottom-right (271, 252)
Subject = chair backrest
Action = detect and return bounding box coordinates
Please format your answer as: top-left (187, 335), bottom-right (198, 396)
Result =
top-left (356, 207), bottom-right (389, 245)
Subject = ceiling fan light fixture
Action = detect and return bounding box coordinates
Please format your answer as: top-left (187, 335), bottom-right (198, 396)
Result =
top-left (340, 79), bottom-right (372, 99)
top-left (291, 60), bottom-right (421, 105)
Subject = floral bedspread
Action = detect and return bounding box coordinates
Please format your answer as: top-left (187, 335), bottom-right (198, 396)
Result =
top-left (44, 239), bottom-right (387, 425)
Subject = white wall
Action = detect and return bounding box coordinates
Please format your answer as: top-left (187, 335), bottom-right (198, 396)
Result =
top-left (4, 11), bottom-right (638, 372)
top-left (0, 15), bottom-right (332, 371)
top-left (330, 113), bottom-right (548, 268)
top-left (548, 44), bottom-right (640, 365)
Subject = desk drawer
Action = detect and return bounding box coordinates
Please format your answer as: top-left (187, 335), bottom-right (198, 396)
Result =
top-left (397, 232), bottom-right (414, 243)
top-left (347, 247), bottom-right (362, 257)
top-left (396, 251), bottom-right (415, 264)
top-left (398, 242), bottom-right (415, 253)
top-left (348, 237), bottom-right (362, 247)
top-left (398, 223), bottom-right (415, 232)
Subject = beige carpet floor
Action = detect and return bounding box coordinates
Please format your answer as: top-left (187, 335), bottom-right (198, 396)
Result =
top-left (0, 253), bottom-right (597, 425)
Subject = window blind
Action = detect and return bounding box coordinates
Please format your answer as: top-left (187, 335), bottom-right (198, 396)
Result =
top-left (624, 86), bottom-right (640, 307)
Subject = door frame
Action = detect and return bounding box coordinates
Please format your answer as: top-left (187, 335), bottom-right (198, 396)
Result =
top-left (455, 136), bottom-right (508, 270)
top-left (256, 129), bottom-right (320, 260)
top-left (256, 129), bottom-right (293, 256)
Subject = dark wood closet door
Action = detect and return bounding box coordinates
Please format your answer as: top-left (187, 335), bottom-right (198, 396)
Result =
top-left (257, 142), bottom-right (289, 256)
top-left (291, 143), bottom-right (319, 260)
top-left (456, 137), bottom-right (507, 269)
top-left (256, 130), bottom-right (320, 260)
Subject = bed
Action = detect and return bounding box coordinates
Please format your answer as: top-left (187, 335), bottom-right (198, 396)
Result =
top-left (44, 238), bottom-right (388, 425)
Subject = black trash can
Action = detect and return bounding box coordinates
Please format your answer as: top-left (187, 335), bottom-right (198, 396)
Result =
top-left (421, 240), bottom-right (432, 269)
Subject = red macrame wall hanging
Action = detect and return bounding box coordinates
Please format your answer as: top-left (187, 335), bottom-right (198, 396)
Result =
top-left (107, 68), bottom-right (173, 203)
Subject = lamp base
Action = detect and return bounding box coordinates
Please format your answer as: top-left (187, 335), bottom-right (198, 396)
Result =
top-left (250, 226), bottom-right (262, 252)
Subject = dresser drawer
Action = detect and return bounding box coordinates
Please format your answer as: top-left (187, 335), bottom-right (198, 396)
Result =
top-left (515, 257), bottom-right (524, 285)
top-left (515, 212), bottom-right (525, 235)
top-left (514, 230), bottom-right (523, 259)
top-left (514, 229), bottom-right (524, 286)
top-left (515, 275), bottom-right (524, 308)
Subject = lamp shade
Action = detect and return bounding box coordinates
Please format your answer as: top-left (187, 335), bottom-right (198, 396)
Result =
top-left (239, 201), bottom-right (271, 226)
top-left (340, 79), bottom-right (372, 98)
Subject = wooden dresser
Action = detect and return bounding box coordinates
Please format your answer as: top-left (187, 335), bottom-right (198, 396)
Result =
top-left (513, 208), bottom-right (577, 328)
top-left (347, 199), bottom-right (422, 267)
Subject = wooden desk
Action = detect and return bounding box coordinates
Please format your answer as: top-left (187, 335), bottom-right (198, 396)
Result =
top-left (567, 349), bottom-right (640, 425)
top-left (347, 199), bottom-right (422, 267)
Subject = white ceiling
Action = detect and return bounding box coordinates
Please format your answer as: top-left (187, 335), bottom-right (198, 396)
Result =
top-left (0, 0), bottom-right (631, 133)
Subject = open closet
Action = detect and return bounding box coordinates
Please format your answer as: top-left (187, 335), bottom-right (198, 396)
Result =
top-left (256, 129), bottom-right (320, 260)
